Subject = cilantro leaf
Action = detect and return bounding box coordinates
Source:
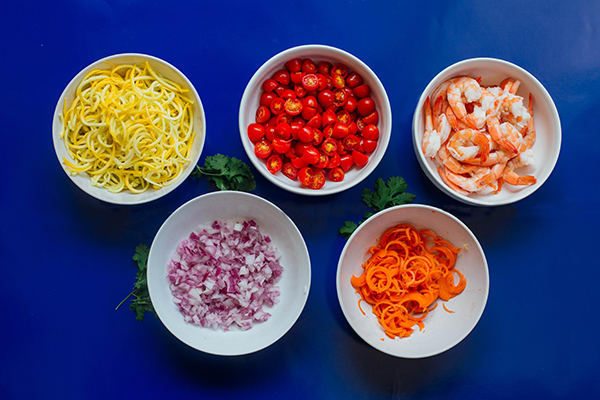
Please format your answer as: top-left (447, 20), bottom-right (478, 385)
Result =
top-left (116, 244), bottom-right (155, 321)
top-left (192, 154), bottom-right (256, 192)
top-left (339, 221), bottom-right (358, 239)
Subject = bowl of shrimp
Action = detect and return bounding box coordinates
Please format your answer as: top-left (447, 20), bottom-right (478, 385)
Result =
top-left (412, 58), bottom-right (561, 206)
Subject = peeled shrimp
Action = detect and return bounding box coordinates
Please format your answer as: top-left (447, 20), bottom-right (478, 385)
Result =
top-left (447, 77), bottom-right (482, 128)
top-left (503, 149), bottom-right (536, 186)
top-left (422, 97), bottom-right (451, 158)
top-left (486, 117), bottom-right (526, 154)
top-left (446, 128), bottom-right (490, 162)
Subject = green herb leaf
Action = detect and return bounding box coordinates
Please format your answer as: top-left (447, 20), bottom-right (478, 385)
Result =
top-left (339, 220), bottom-right (358, 239)
top-left (116, 244), bottom-right (155, 321)
top-left (193, 154), bottom-right (256, 192)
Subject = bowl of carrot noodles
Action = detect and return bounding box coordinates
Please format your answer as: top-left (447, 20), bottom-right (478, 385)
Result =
top-left (336, 204), bottom-right (489, 358)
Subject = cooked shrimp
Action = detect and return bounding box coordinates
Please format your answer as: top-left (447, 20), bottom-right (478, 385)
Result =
top-left (500, 78), bottom-right (521, 94)
top-left (444, 167), bottom-right (489, 193)
top-left (447, 77), bottom-right (482, 123)
top-left (447, 129), bottom-right (490, 162)
top-left (445, 106), bottom-right (470, 131)
top-left (523, 94), bottom-right (536, 150)
top-left (486, 117), bottom-right (525, 155)
top-left (477, 162), bottom-right (506, 186)
top-left (503, 149), bottom-right (536, 186)
top-left (422, 97), bottom-right (450, 158)
top-left (437, 146), bottom-right (479, 174)
top-left (438, 166), bottom-right (469, 196)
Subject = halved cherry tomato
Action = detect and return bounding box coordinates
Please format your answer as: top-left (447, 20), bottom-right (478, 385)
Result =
top-left (352, 150), bottom-right (369, 167)
top-left (290, 121), bottom-right (302, 140)
top-left (270, 98), bottom-right (285, 115)
top-left (333, 89), bottom-right (346, 106)
top-left (274, 85), bottom-right (286, 97)
top-left (275, 122), bottom-right (292, 139)
top-left (322, 124), bottom-right (334, 139)
top-left (298, 167), bottom-right (325, 189)
top-left (322, 109), bottom-right (337, 126)
top-left (337, 138), bottom-right (348, 155)
top-left (265, 126), bottom-right (276, 141)
top-left (272, 138), bottom-right (292, 154)
top-left (312, 128), bottom-right (323, 145)
top-left (343, 134), bottom-right (361, 150)
top-left (247, 123), bottom-right (265, 143)
top-left (275, 113), bottom-right (291, 125)
top-left (290, 71), bottom-right (304, 84)
top-left (333, 74), bottom-right (345, 89)
top-left (298, 126), bottom-right (314, 143)
top-left (285, 58), bottom-right (302, 72)
top-left (266, 154), bottom-right (283, 174)
top-left (327, 167), bottom-right (345, 182)
top-left (346, 72), bottom-right (363, 88)
top-left (294, 84), bottom-right (307, 98)
top-left (281, 162), bottom-right (298, 180)
top-left (348, 121), bottom-right (358, 135)
top-left (321, 138), bottom-right (338, 156)
top-left (362, 124), bottom-right (379, 140)
top-left (336, 110), bottom-right (351, 125)
top-left (357, 97), bottom-right (375, 116)
top-left (331, 63), bottom-right (349, 77)
top-left (285, 147), bottom-right (297, 159)
top-left (314, 153), bottom-right (329, 169)
top-left (273, 70), bottom-right (290, 86)
top-left (254, 140), bottom-right (272, 159)
top-left (332, 122), bottom-right (349, 139)
top-left (280, 89), bottom-right (296, 99)
top-left (344, 96), bottom-right (357, 112)
top-left (263, 79), bottom-right (278, 92)
top-left (356, 118), bottom-right (367, 132)
top-left (311, 170), bottom-right (326, 189)
top-left (302, 74), bottom-right (319, 91)
top-left (363, 110), bottom-right (379, 125)
top-left (340, 154), bottom-right (353, 171)
top-left (353, 84), bottom-right (370, 98)
top-left (301, 146), bottom-right (320, 165)
top-left (302, 106), bottom-right (317, 120)
top-left (326, 152), bottom-right (340, 169)
top-left (302, 59), bottom-right (317, 73)
top-left (318, 61), bottom-right (331, 75)
top-left (291, 156), bottom-right (308, 169)
top-left (260, 92), bottom-right (277, 107)
top-left (284, 98), bottom-right (303, 116)
top-left (294, 142), bottom-right (311, 156)
top-left (302, 96), bottom-right (318, 109)
top-left (307, 113), bottom-right (321, 128)
top-left (361, 139), bottom-right (377, 154)
top-left (256, 105), bottom-right (271, 123)
top-left (318, 90), bottom-right (334, 108)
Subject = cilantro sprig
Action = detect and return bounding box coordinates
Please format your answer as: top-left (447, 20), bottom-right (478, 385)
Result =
top-left (192, 154), bottom-right (256, 192)
top-left (116, 244), bottom-right (155, 321)
top-left (339, 177), bottom-right (416, 239)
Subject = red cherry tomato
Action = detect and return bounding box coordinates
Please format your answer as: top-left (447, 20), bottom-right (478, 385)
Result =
top-left (357, 97), bottom-right (375, 116)
top-left (362, 124), bottom-right (379, 140)
top-left (336, 138), bottom-right (348, 155)
top-left (273, 70), bottom-right (290, 86)
top-left (332, 122), bottom-right (349, 139)
top-left (275, 122), bottom-right (292, 139)
top-left (290, 122), bottom-right (302, 140)
top-left (346, 72), bottom-right (363, 88)
top-left (301, 106), bottom-right (317, 120)
top-left (321, 109), bottom-right (337, 126)
top-left (290, 71), bottom-right (304, 84)
top-left (260, 92), bottom-right (277, 107)
top-left (322, 124), bottom-right (334, 139)
top-left (353, 84), bottom-right (370, 98)
top-left (312, 128), bottom-right (323, 145)
top-left (266, 154), bottom-right (283, 174)
top-left (348, 121), bottom-right (358, 135)
top-left (298, 126), bottom-right (315, 143)
top-left (302, 74), bottom-right (319, 91)
top-left (272, 138), bottom-right (292, 154)
top-left (343, 134), bottom-right (361, 150)
top-left (317, 74), bottom-right (329, 91)
top-left (265, 126), bottom-right (276, 141)
top-left (327, 152), bottom-right (341, 169)
top-left (327, 167), bottom-right (345, 182)
top-left (294, 142), bottom-right (311, 156)
top-left (363, 110), bottom-right (379, 125)
top-left (310, 169), bottom-right (326, 189)
top-left (307, 113), bottom-right (321, 128)
top-left (298, 167), bottom-right (326, 189)
top-left (281, 162), bottom-right (298, 180)
top-left (294, 84), bottom-right (307, 98)
top-left (333, 89), bottom-right (346, 107)
top-left (302, 59), bottom-right (317, 73)
top-left (318, 90), bottom-right (334, 108)
top-left (356, 118), bottom-right (367, 132)
top-left (284, 98), bottom-right (303, 116)
top-left (331, 63), bottom-right (349, 77)
top-left (352, 150), bottom-right (369, 167)
top-left (333, 74), bottom-right (345, 89)
top-left (280, 89), bottom-right (296, 99)
top-left (247, 123), bottom-right (265, 142)
top-left (318, 61), bottom-right (331, 75)
top-left (336, 110), bottom-right (351, 126)
top-left (274, 85), bottom-right (286, 97)
top-left (302, 96), bottom-right (318, 109)
top-left (263, 79), bottom-right (278, 92)
top-left (340, 154), bottom-right (353, 171)
top-left (361, 139), bottom-right (377, 154)
top-left (285, 148), bottom-right (297, 159)
top-left (314, 152), bottom-right (329, 169)
top-left (270, 98), bottom-right (285, 115)
top-left (291, 156), bottom-right (308, 169)
top-left (254, 140), bottom-right (272, 159)
top-left (285, 58), bottom-right (302, 72)
top-left (275, 113), bottom-right (291, 126)
top-left (301, 146), bottom-right (319, 165)
top-left (321, 138), bottom-right (338, 156)
top-left (344, 96), bottom-right (357, 112)
top-left (256, 105), bottom-right (271, 123)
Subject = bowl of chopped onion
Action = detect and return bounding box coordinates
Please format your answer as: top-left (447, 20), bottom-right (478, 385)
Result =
top-left (337, 204), bottom-right (489, 358)
top-left (412, 57), bottom-right (561, 206)
top-left (147, 191), bottom-right (311, 356)
top-left (52, 53), bottom-right (206, 205)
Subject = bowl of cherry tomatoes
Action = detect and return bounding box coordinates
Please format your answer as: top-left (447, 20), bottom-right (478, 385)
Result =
top-left (239, 45), bottom-right (392, 195)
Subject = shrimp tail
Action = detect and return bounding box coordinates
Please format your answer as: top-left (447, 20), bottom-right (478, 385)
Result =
top-left (503, 170), bottom-right (536, 186)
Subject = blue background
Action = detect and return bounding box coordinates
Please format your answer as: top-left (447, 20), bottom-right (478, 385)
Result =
top-left (1, 0), bottom-right (599, 398)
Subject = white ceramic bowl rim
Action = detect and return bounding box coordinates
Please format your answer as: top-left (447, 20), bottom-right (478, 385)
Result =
top-left (239, 44), bottom-right (392, 196)
top-left (52, 52), bottom-right (206, 205)
top-left (336, 203), bottom-right (489, 358)
top-left (412, 57), bottom-right (561, 206)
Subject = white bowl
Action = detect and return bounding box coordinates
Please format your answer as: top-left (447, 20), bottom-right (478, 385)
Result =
top-left (239, 44), bottom-right (391, 196)
top-left (52, 53), bottom-right (206, 205)
top-left (147, 191), bottom-right (311, 355)
top-left (412, 57), bottom-right (561, 206)
top-left (336, 204), bottom-right (489, 358)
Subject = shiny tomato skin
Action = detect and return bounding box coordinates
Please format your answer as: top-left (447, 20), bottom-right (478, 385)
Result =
top-left (318, 61), bottom-right (331, 75)
top-left (281, 162), bottom-right (298, 180)
top-left (291, 156), bottom-right (308, 169)
top-left (344, 96), bottom-right (357, 113)
top-left (301, 146), bottom-right (319, 165)
top-left (302, 59), bottom-right (317, 73)
top-left (273, 70), bottom-right (290, 86)
top-left (270, 98), bottom-right (285, 115)
top-left (260, 92), bottom-right (277, 107)
top-left (363, 110), bottom-right (379, 125)
top-left (318, 90), bottom-right (335, 108)
top-left (297, 126), bottom-right (315, 143)
top-left (353, 84), bottom-right (370, 98)
top-left (263, 79), bottom-right (278, 92)
top-left (327, 167), bottom-right (345, 182)
top-left (266, 154), bottom-right (283, 174)
top-left (320, 138), bottom-right (338, 156)
top-left (274, 85), bottom-right (286, 97)
top-left (332, 122), bottom-right (349, 139)
top-left (272, 138), bottom-right (292, 154)
top-left (247, 123), bottom-right (265, 143)
top-left (317, 74), bottom-right (329, 91)
top-left (357, 97), bottom-right (376, 116)
top-left (322, 124), bottom-right (334, 139)
top-left (340, 154), bottom-right (354, 171)
top-left (346, 72), bottom-right (363, 88)
top-left (301, 106), bottom-right (317, 120)
top-left (265, 126), bottom-right (276, 141)
top-left (302, 96), bottom-right (318, 109)
top-left (281, 89), bottom-right (296, 99)
top-left (284, 98), bottom-right (303, 116)
top-left (352, 150), bottom-right (369, 167)
top-left (275, 122), bottom-right (292, 139)
top-left (254, 140), bottom-right (272, 159)
top-left (285, 58), bottom-right (302, 73)
top-left (361, 139), bottom-right (377, 154)
top-left (321, 109), bottom-right (337, 126)
top-left (307, 113), bottom-right (321, 128)
top-left (290, 71), bottom-right (304, 85)
top-left (290, 121), bottom-right (303, 140)
top-left (348, 121), bottom-right (358, 135)
top-left (327, 152), bottom-right (341, 169)
top-left (256, 105), bottom-right (271, 123)
top-left (362, 124), bottom-right (379, 140)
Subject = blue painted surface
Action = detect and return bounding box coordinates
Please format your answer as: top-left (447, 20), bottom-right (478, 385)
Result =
top-left (1, 1), bottom-right (599, 398)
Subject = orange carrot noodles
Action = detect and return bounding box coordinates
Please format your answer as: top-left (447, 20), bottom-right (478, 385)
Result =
top-left (350, 223), bottom-right (466, 339)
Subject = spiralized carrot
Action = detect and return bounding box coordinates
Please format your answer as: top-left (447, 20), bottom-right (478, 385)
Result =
top-left (351, 224), bottom-right (466, 338)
